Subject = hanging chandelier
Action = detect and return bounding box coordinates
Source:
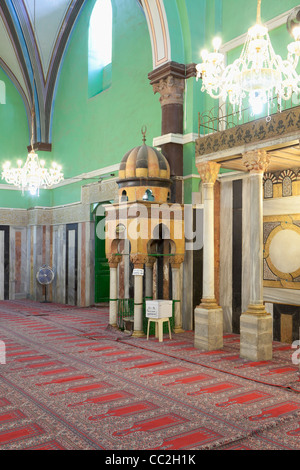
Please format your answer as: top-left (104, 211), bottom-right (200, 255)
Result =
top-left (1, 107), bottom-right (64, 196)
top-left (196, 0), bottom-right (300, 117)
top-left (1, 0), bottom-right (63, 196)
top-left (2, 150), bottom-right (63, 196)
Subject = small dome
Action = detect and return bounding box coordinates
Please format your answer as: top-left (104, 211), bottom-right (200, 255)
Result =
top-left (118, 144), bottom-right (170, 180)
top-left (117, 129), bottom-right (172, 203)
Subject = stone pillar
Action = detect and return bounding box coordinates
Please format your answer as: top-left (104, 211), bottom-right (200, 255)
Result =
top-left (108, 255), bottom-right (120, 327)
top-left (145, 256), bottom-right (155, 299)
top-left (131, 254), bottom-right (147, 337)
top-left (149, 62), bottom-right (186, 203)
top-left (240, 150), bottom-right (273, 360)
top-left (170, 255), bottom-right (185, 333)
top-left (194, 161), bottom-right (223, 350)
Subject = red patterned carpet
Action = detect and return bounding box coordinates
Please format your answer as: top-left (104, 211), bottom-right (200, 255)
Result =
top-left (0, 299), bottom-right (299, 451)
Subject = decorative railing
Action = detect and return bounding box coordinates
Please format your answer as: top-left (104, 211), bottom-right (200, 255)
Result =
top-left (117, 298), bottom-right (134, 330)
top-left (117, 297), bottom-right (177, 335)
top-left (198, 94), bottom-right (300, 137)
top-left (196, 101), bottom-right (300, 158)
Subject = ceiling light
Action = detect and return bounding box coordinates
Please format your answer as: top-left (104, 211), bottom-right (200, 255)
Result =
top-left (196, 0), bottom-right (300, 117)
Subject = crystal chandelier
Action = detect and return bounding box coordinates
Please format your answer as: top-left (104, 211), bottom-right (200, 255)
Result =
top-left (2, 150), bottom-right (63, 196)
top-left (1, 0), bottom-right (63, 196)
top-left (196, 0), bottom-right (300, 117)
top-left (1, 105), bottom-right (64, 195)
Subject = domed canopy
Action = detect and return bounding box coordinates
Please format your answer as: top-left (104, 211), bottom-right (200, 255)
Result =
top-left (118, 144), bottom-right (170, 181)
top-left (117, 129), bottom-right (172, 203)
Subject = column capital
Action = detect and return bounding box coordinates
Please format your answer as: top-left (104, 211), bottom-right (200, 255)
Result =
top-left (242, 149), bottom-right (270, 173)
top-left (130, 254), bottom-right (148, 269)
top-left (151, 75), bottom-right (185, 106)
top-left (108, 254), bottom-right (121, 268)
top-left (169, 254), bottom-right (184, 268)
top-left (145, 256), bottom-right (156, 268)
top-left (196, 161), bottom-right (220, 184)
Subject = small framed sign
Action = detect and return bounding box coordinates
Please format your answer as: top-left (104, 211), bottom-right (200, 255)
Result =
top-left (133, 268), bottom-right (144, 276)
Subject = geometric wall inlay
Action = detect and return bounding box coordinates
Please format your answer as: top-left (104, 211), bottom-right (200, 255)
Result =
top-left (263, 170), bottom-right (300, 199)
top-left (282, 176), bottom-right (292, 197)
top-left (264, 178), bottom-right (273, 198)
top-left (269, 229), bottom-right (300, 273)
top-left (264, 215), bottom-right (300, 290)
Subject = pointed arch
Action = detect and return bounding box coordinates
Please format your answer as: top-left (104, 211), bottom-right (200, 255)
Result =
top-left (141, 0), bottom-right (171, 69)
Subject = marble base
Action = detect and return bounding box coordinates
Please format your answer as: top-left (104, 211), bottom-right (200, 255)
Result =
top-left (194, 306), bottom-right (223, 351)
top-left (173, 326), bottom-right (185, 334)
top-left (132, 330), bottom-right (145, 338)
top-left (240, 313), bottom-right (273, 361)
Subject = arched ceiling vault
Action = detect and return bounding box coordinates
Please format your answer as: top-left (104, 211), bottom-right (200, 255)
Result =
top-left (0, 0), bottom-right (85, 147)
top-left (0, 0), bottom-right (176, 149)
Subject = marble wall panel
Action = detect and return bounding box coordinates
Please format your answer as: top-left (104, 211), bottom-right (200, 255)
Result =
top-left (219, 180), bottom-right (233, 332)
top-left (66, 226), bottom-right (77, 305)
top-left (242, 175), bottom-right (251, 313)
top-left (0, 181), bottom-right (114, 307)
top-left (9, 227), bottom-right (27, 299)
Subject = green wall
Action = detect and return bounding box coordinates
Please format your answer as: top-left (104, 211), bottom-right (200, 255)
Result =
top-left (0, 67), bottom-right (30, 208)
top-left (51, 0), bottom-right (160, 177)
top-left (0, 0), bottom-right (161, 209)
top-left (1, 0), bottom-right (300, 209)
top-left (222, 0), bottom-right (300, 44)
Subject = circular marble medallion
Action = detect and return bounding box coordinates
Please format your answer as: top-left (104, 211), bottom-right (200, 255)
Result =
top-left (269, 229), bottom-right (300, 274)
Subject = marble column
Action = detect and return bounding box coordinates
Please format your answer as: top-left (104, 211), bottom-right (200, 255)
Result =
top-left (145, 256), bottom-right (155, 299)
top-left (240, 150), bottom-right (273, 360)
top-left (131, 254), bottom-right (147, 337)
top-left (108, 255), bottom-right (120, 327)
top-left (149, 63), bottom-right (186, 203)
top-left (170, 255), bottom-right (185, 333)
top-left (194, 161), bottom-right (223, 350)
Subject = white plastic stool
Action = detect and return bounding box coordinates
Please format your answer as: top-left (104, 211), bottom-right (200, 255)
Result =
top-left (147, 317), bottom-right (172, 342)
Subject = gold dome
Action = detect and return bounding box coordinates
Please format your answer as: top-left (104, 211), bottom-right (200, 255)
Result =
top-left (118, 143), bottom-right (170, 181)
top-left (117, 130), bottom-right (171, 203)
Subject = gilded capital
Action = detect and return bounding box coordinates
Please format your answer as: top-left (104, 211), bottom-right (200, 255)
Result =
top-left (130, 254), bottom-right (148, 269)
top-left (169, 254), bottom-right (184, 268)
top-left (196, 161), bottom-right (220, 184)
top-left (108, 254), bottom-right (121, 268)
top-left (145, 256), bottom-right (156, 268)
top-left (242, 149), bottom-right (270, 173)
top-left (152, 76), bottom-right (185, 106)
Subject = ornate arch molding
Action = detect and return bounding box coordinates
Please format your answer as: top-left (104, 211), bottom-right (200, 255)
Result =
top-left (1, 0), bottom-right (85, 147)
top-left (140, 0), bottom-right (171, 69)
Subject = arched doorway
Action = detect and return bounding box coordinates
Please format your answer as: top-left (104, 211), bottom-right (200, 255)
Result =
top-left (94, 202), bottom-right (111, 303)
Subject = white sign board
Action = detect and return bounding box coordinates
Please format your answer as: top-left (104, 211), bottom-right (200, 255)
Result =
top-left (133, 269), bottom-right (144, 276)
top-left (146, 300), bottom-right (173, 318)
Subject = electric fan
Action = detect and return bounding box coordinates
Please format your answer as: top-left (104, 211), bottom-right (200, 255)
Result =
top-left (36, 265), bottom-right (55, 303)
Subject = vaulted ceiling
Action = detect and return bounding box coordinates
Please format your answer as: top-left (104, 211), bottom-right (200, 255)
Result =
top-left (0, 0), bottom-right (86, 147)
